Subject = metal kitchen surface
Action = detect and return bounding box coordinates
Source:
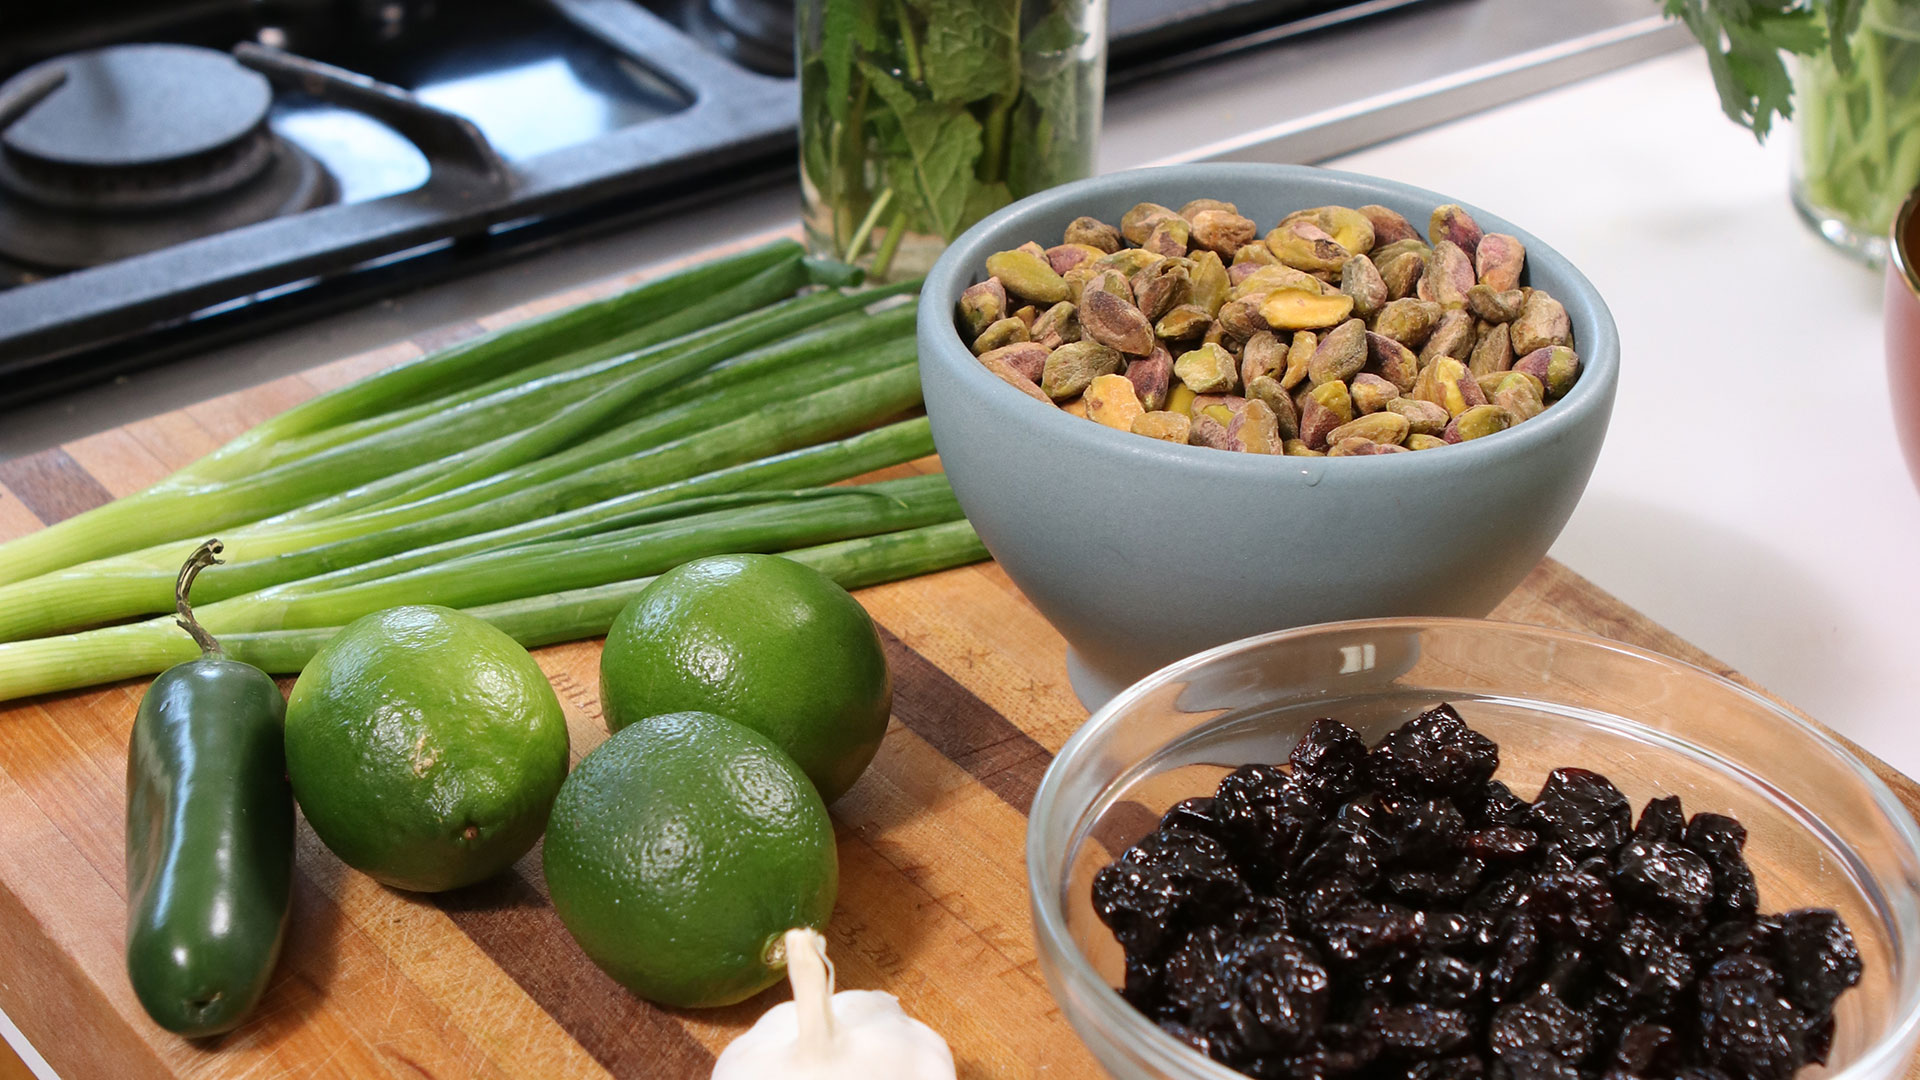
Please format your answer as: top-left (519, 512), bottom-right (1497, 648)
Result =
top-left (0, 0), bottom-right (1421, 405)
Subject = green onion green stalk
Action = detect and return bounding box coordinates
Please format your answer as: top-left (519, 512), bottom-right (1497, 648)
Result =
top-left (0, 243), bottom-right (973, 704)
top-left (222, 519), bottom-right (988, 674)
top-left (0, 476), bottom-right (964, 702)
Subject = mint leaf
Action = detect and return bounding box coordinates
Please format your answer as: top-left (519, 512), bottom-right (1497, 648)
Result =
top-left (962, 181), bottom-right (1013, 235)
top-left (1022, 3), bottom-right (1085, 55)
top-left (907, 0), bottom-right (1020, 104)
top-left (860, 61), bottom-right (983, 240)
top-left (1008, 44), bottom-right (1096, 198)
top-left (799, 59), bottom-right (836, 194)
top-left (821, 0), bottom-right (877, 123)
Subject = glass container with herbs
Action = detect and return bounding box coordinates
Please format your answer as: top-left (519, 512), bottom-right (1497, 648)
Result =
top-left (1792, 0), bottom-right (1920, 262)
top-left (1666, 0), bottom-right (1920, 265)
top-left (797, 0), bottom-right (1107, 281)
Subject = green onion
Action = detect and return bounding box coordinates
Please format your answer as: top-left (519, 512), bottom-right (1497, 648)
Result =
top-left (265, 288), bottom-right (908, 524)
top-left (188, 239), bottom-right (805, 477)
top-left (0, 475), bottom-right (963, 702)
top-left (0, 242), bottom-right (971, 704)
top-left (0, 256), bottom-right (836, 586)
top-left (0, 417), bottom-right (936, 641)
top-left (80, 331), bottom-right (920, 585)
top-left (218, 519), bottom-right (987, 673)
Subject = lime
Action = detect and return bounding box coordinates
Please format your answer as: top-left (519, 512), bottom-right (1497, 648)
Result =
top-left (544, 710), bottom-right (837, 1008)
top-left (598, 553), bottom-right (891, 803)
top-left (285, 605), bottom-right (569, 892)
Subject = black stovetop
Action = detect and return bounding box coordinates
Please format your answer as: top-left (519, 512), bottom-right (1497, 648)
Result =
top-left (0, 0), bottom-right (1426, 405)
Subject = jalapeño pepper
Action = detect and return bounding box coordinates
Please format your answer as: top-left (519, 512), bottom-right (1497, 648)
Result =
top-left (126, 540), bottom-right (293, 1037)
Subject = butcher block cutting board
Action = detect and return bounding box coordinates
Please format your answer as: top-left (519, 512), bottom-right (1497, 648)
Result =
top-left (3, 249), bottom-right (1917, 1080)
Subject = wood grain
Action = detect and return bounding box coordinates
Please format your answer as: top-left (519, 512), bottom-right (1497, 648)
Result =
top-left (0, 245), bottom-right (1912, 1080)
top-left (0, 1036), bottom-right (31, 1080)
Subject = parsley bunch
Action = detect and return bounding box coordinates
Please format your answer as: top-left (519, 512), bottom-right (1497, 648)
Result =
top-left (1663, 0), bottom-right (1862, 139)
top-left (1667, 0), bottom-right (1920, 242)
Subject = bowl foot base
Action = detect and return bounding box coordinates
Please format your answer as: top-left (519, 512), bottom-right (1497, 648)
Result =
top-left (1064, 648), bottom-right (1133, 712)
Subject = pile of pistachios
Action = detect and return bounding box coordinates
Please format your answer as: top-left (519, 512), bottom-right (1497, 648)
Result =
top-left (954, 197), bottom-right (1580, 456)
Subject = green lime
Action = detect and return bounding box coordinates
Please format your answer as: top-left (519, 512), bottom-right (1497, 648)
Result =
top-left (598, 553), bottom-right (891, 803)
top-left (544, 710), bottom-right (836, 1008)
top-left (285, 605), bottom-right (569, 892)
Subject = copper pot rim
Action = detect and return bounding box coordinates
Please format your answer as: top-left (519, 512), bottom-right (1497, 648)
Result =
top-left (1898, 184), bottom-right (1920, 299)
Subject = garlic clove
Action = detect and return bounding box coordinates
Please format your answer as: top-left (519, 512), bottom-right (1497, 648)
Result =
top-left (712, 930), bottom-right (955, 1080)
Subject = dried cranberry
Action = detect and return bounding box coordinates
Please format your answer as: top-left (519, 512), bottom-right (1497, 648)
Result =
top-left (1695, 915), bottom-right (1782, 968)
top-left (1291, 717), bottom-right (1370, 805)
top-left (1490, 992), bottom-right (1594, 1063)
top-left (1501, 1049), bottom-right (1583, 1080)
top-left (1488, 914), bottom-right (1545, 1005)
top-left (1531, 769), bottom-right (1631, 858)
top-left (1773, 908), bottom-right (1863, 1014)
top-left (1235, 935), bottom-right (1332, 1052)
top-left (1160, 796), bottom-right (1218, 835)
top-left (1407, 1054), bottom-right (1488, 1080)
top-left (1633, 795), bottom-right (1686, 844)
top-left (1162, 925), bottom-right (1245, 1016)
top-left (1319, 901), bottom-right (1425, 965)
top-left (1474, 780), bottom-right (1539, 829)
top-left (1370, 1003), bottom-right (1475, 1057)
top-left (1516, 870), bottom-right (1622, 944)
top-left (1092, 828), bottom-right (1247, 957)
top-left (1600, 916), bottom-right (1694, 1017)
top-left (1212, 764), bottom-right (1321, 878)
top-left (1407, 953), bottom-right (1485, 1008)
top-left (1612, 1022), bottom-right (1678, 1075)
top-left (1093, 704), bottom-right (1861, 1080)
top-left (1614, 837), bottom-right (1714, 919)
top-left (1368, 705), bottom-right (1499, 798)
top-left (1696, 960), bottom-right (1807, 1080)
top-left (1682, 813), bottom-right (1760, 920)
top-left (1465, 826), bottom-right (1542, 862)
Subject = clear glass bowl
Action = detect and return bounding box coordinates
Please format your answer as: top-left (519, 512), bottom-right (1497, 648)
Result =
top-left (1027, 618), bottom-right (1920, 1080)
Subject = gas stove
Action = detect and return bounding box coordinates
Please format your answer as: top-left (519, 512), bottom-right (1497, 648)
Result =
top-left (0, 0), bottom-right (1427, 404)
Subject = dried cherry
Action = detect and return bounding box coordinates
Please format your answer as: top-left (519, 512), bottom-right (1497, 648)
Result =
top-left (1091, 707), bottom-right (1860, 1080)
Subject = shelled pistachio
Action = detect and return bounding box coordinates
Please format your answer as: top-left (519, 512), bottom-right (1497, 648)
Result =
top-left (955, 196), bottom-right (1582, 454)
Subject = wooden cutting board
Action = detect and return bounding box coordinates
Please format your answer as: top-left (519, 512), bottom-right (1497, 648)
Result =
top-left (3, 249), bottom-right (1916, 1080)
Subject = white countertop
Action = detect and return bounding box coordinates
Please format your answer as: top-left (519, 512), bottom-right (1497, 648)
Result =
top-left (1318, 49), bottom-right (1920, 779)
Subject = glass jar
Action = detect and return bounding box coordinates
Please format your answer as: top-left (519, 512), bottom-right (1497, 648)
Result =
top-left (1790, 0), bottom-right (1920, 265)
top-left (796, 0), bottom-right (1107, 282)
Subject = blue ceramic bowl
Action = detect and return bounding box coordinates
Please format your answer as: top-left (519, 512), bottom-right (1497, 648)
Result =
top-left (917, 163), bottom-right (1620, 707)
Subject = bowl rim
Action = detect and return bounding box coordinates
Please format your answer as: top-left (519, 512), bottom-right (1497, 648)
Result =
top-left (1895, 184), bottom-right (1919, 299)
top-left (918, 162), bottom-right (1620, 479)
top-left (1026, 615), bottom-right (1920, 1080)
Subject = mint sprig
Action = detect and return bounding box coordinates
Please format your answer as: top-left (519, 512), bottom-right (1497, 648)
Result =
top-left (801, 0), bottom-right (1097, 277)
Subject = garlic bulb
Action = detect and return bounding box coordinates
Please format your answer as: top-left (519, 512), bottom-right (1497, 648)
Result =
top-left (712, 929), bottom-right (955, 1080)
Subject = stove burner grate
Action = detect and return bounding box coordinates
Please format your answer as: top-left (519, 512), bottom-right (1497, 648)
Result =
top-left (0, 43), bottom-right (337, 272)
top-left (687, 0), bottom-right (795, 77)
